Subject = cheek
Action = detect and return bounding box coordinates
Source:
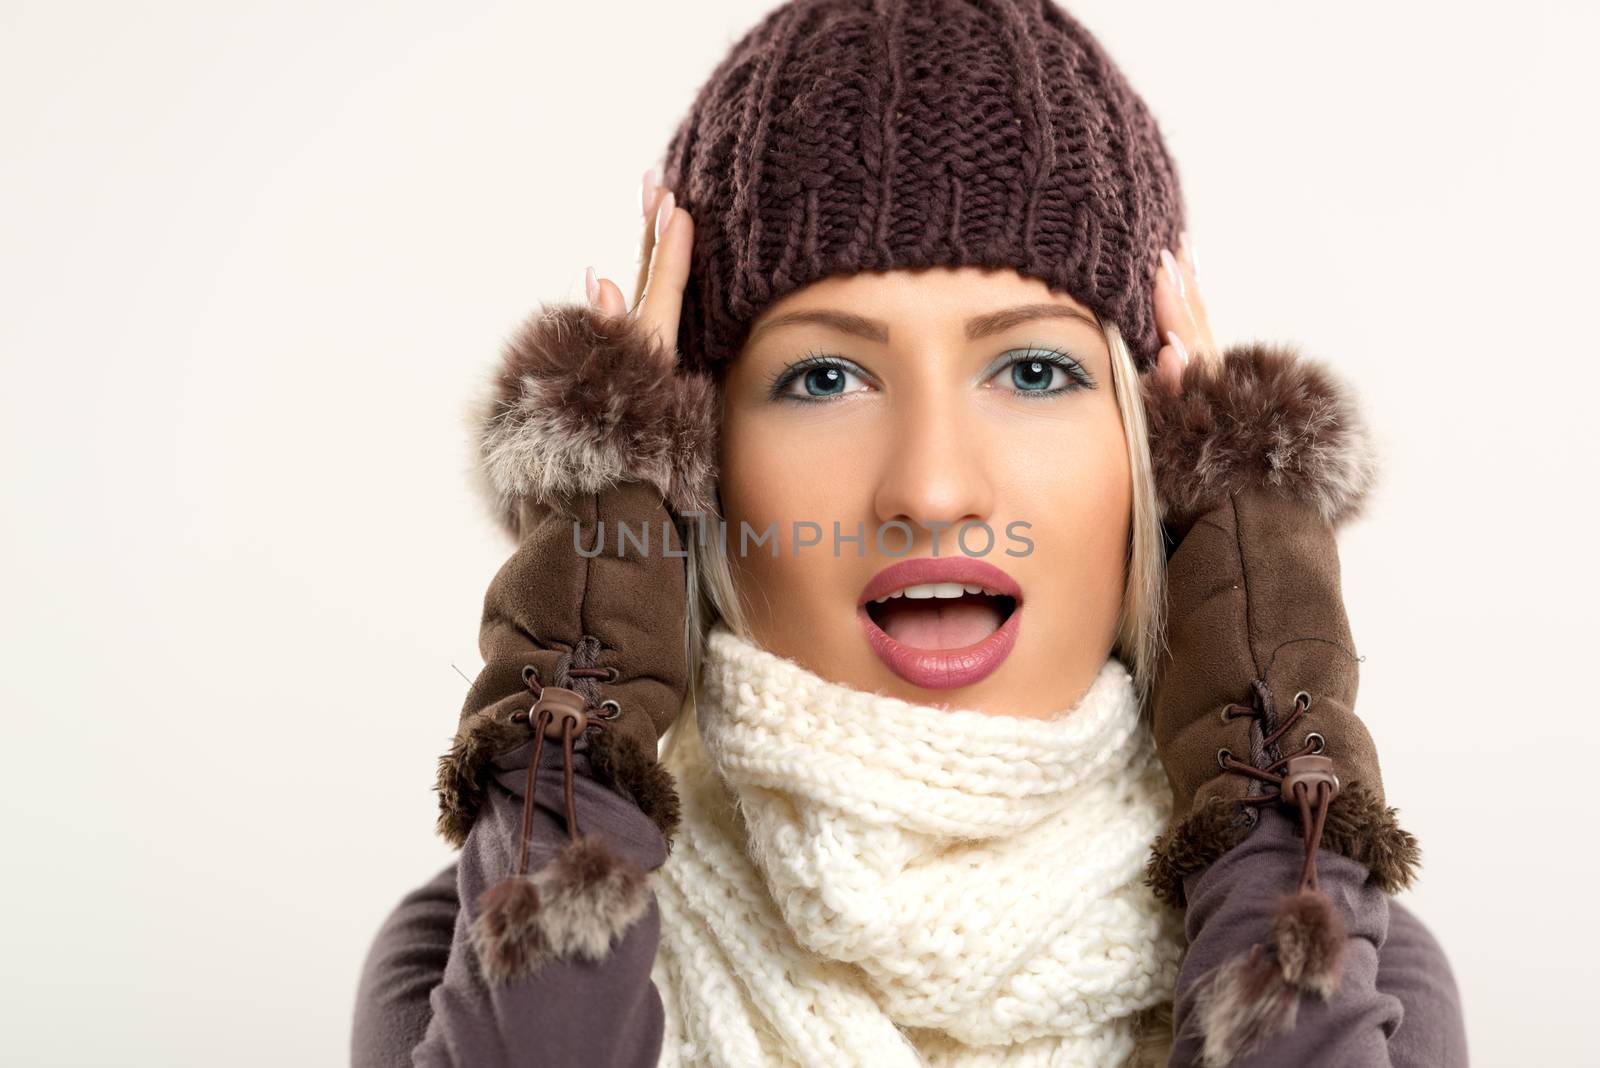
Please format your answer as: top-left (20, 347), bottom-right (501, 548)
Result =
top-left (717, 408), bottom-right (861, 621)
top-left (1009, 408), bottom-right (1132, 619)
top-left (718, 410), bottom-right (851, 532)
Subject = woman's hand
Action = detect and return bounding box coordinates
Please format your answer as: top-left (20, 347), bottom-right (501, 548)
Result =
top-left (582, 169), bottom-right (696, 365)
top-left (1138, 229), bottom-right (1420, 1062)
top-left (1151, 232), bottom-right (1215, 389)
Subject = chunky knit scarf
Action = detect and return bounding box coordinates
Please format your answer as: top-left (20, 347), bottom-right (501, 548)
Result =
top-left (649, 622), bottom-right (1185, 1067)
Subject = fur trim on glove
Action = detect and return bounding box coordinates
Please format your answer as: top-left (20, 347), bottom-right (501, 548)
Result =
top-left (469, 836), bottom-right (650, 985)
top-left (585, 725), bottom-right (681, 846)
top-left (434, 703), bottom-right (531, 850)
top-left (1144, 782), bottom-right (1421, 910)
top-left (1142, 342), bottom-right (1379, 531)
top-left (435, 704), bottom-right (684, 851)
top-left (470, 301), bottom-right (720, 540)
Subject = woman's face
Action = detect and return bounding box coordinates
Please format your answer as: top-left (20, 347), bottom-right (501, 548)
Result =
top-left (717, 265), bottom-right (1131, 718)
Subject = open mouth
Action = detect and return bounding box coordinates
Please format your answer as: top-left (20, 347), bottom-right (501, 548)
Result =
top-left (863, 583), bottom-right (1018, 650)
top-left (856, 560), bottom-right (1024, 690)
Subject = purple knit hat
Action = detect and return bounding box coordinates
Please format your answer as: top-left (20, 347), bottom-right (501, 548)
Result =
top-left (660, 0), bottom-right (1185, 376)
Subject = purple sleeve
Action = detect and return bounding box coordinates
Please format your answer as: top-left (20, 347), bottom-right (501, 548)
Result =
top-left (352, 861), bottom-right (458, 1067)
top-left (1377, 898), bottom-right (1469, 1068)
top-left (354, 770), bottom-right (1466, 1066)
top-left (1169, 806), bottom-right (1468, 1067)
top-left (404, 738), bottom-right (668, 1068)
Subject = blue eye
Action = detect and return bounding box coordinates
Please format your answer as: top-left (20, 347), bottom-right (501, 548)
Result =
top-left (986, 347), bottom-right (1093, 397)
top-left (766, 346), bottom-right (1093, 403)
top-left (768, 353), bottom-right (873, 402)
top-left (1010, 358), bottom-right (1060, 391)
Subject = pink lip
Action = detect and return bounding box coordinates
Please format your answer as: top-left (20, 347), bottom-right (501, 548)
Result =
top-left (857, 557), bottom-right (1023, 691)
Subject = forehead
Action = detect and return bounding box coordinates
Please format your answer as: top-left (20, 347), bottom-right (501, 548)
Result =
top-left (742, 266), bottom-right (1101, 355)
top-left (747, 265), bottom-right (1098, 337)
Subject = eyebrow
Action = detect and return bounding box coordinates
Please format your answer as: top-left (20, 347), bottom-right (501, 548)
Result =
top-left (744, 303), bottom-right (1100, 347)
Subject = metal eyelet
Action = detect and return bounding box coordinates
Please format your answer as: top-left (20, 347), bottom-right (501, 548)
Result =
top-left (522, 665), bottom-right (541, 687)
top-left (1304, 732), bottom-right (1325, 754)
top-left (1217, 748), bottom-right (1233, 770)
top-left (510, 706), bottom-right (530, 724)
top-left (603, 666), bottom-right (621, 683)
top-left (598, 699), bottom-right (623, 721)
top-left (1294, 690), bottom-right (1312, 711)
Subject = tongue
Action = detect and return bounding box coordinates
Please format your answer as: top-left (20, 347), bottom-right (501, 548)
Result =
top-left (874, 593), bottom-right (1004, 649)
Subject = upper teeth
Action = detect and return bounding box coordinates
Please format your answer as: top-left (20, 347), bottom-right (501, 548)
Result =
top-left (873, 582), bottom-right (1001, 603)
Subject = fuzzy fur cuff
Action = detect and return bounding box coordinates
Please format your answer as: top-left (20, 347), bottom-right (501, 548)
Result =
top-left (435, 706), bottom-right (681, 851)
top-left (1144, 783), bottom-right (1422, 910)
top-left (470, 301), bottom-right (720, 540)
top-left (1142, 342), bottom-right (1379, 531)
top-left (434, 705), bottom-right (529, 850)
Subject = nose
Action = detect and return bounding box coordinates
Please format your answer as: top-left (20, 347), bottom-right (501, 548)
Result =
top-left (871, 390), bottom-right (996, 550)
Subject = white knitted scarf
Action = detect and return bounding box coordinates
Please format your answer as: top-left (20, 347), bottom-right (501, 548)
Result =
top-left (649, 623), bottom-right (1185, 1067)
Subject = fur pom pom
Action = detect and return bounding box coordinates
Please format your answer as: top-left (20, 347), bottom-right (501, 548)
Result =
top-left (535, 835), bottom-right (651, 959)
top-left (1192, 942), bottom-right (1299, 1067)
top-left (469, 875), bottom-right (550, 984)
top-left (1142, 341), bottom-right (1379, 532)
top-left (1271, 888), bottom-right (1347, 997)
top-left (471, 301), bottom-right (720, 540)
top-left (468, 836), bottom-right (651, 985)
top-left (1189, 889), bottom-right (1351, 1065)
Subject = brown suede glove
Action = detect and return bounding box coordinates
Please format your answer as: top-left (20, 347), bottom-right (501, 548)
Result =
top-left (1139, 342), bottom-right (1421, 1056)
top-left (433, 301), bottom-right (718, 984)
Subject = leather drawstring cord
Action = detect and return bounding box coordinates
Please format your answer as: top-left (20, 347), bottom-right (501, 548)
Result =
top-left (468, 648), bottom-right (649, 988)
top-left (508, 663), bottom-right (615, 880)
top-left (1188, 681), bottom-right (1350, 1059)
top-left (1218, 686), bottom-right (1341, 896)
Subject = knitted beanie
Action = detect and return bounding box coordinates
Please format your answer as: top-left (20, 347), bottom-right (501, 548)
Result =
top-left (659, 0), bottom-right (1185, 377)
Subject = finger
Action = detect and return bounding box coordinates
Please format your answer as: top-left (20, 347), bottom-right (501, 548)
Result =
top-left (1153, 246), bottom-right (1202, 366)
top-left (1177, 231), bottom-right (1217, 360)
top-left (640, 167), bottom-right (659, 221)
top-left (1158, 331), bottom-right (1189, 391)
top-left (594, 275), bottom-right (628, 319)
top-left (634, 191), bottom-right (693, 359)
top-left (630, 185), bottom-right (668, 310)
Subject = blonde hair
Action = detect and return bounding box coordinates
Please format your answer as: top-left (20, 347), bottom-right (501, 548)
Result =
top-left (662, 319), bottom-right (1166, 762)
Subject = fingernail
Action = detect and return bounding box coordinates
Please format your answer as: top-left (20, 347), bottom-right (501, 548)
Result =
top-left (1161, 248), bottom-right (1185, 299)
top-left (584, 265), bottom-right (599, 306)
top-left (655, 190), bottom-right (675, 243)
top-left (641, 168), bottom-right (657, 219)
top-left (1181, 230), bottom-right (1201, 280)
top-left (1167, 330), bottom-right (1190, 367)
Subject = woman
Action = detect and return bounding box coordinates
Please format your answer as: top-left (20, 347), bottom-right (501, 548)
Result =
top-left (352, 1), bottom-right (1467, 1064)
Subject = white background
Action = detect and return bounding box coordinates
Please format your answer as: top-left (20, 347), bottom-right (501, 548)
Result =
top-left (3, 2), bottom-right (1594, 1064)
